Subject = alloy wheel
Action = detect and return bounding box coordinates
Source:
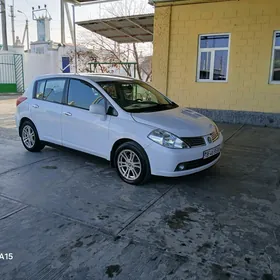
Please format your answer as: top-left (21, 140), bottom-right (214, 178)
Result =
top-left (22, 125), bottom-right (36, 149)
top-left (117, 149), bottom-right (142, 181)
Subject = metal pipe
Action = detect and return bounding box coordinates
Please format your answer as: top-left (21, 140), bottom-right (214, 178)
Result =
top-left (61, 0), bottom-right (65, 44)
top-left (79, 0), bottom-right (119, 5)
top-left (72, 4), bottom-right (78, 73)
top-left (66, 0), bottom-right (119, 6)
top-left (65, 2), bottom-right (74, 44)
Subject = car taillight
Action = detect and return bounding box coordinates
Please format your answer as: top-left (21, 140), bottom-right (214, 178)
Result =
top-left (16, 96), bottom-right (27, 106)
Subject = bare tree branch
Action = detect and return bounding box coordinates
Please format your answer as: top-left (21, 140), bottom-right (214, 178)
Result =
top-left (145, 70), bottom-right (152, 82)
top-left (72, 0), bottom-right (153, 80)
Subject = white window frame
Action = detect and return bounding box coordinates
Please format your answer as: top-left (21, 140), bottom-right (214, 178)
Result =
top-left (197, 33), bottom-right (231, 83)
top-left (269, 31), bottom-right (280, 84)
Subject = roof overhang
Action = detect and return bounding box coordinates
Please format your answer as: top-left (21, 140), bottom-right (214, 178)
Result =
top-left (65, 0), bottom-right (120, 5)
top-left (149, 0), bottom-right (236, 6)
top-left (77, 14), bottom-right (154, 44)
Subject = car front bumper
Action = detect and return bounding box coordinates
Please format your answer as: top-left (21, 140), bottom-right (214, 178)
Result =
top-left (145, 133), bottom-right (223, 177)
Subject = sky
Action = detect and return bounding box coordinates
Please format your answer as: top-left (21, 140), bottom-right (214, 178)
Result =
top-left (0, 0), bottom-right (154, 48)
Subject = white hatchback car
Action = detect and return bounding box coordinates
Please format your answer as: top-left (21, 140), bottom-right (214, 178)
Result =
top-left (16, 74), bottom-right (223, 184)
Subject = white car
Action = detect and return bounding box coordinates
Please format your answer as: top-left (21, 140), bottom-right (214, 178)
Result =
top-left (16, 74), bottom-right (223, 185)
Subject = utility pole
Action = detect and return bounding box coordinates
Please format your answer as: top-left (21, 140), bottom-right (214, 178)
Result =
top-left (18, 10), bottom-right (29, 52)
top-left (60, 0), bottom-right (65, 44)
top-left (26, 19), bottom-right (29, 52)
top-left (10, 2), bottom-right (16, 46)
top-left (1, 0), bottom-right (8, 50)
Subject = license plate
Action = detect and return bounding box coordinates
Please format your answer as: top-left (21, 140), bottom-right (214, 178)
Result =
top-left (203, 145), bottom-right (220, 159)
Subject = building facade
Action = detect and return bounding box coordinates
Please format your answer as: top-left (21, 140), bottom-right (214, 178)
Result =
top-left (152, 0), bottom-right (280, 126)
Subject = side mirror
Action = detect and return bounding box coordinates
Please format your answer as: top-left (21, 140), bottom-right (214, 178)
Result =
top-left (89, 104), bottom-right (106, 116)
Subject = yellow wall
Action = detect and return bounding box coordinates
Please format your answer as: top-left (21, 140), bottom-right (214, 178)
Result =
top-left (152, 0), bottom-right (280, 113)
top-left (152, 6), bottom-right (171, 94)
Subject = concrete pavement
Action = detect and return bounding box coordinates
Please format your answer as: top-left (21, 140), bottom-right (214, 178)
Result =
top-left (0, 97), bottom-right (279, 279)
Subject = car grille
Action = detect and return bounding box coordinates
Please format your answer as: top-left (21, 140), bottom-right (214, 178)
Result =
top-left (181, 137), bottom-right (205, 147)
top-left (175, 153), bottom-right (220, 171)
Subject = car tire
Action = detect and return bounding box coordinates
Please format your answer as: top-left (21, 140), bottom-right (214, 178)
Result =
top-left (20, 120), bottom-right (45, 152)
top-left (115, 141), bottom-right (151, 185)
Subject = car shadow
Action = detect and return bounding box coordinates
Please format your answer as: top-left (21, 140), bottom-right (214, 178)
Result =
top-left (44, 143), bottom-right (221, 189)
top-left (45, 143), bottom-right (110, 166)
top-left (150, 166), bottom-right (217, 187)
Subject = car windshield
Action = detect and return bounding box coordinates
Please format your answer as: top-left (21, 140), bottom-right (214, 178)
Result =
top-left (97, 80), bottom-right (178, 113)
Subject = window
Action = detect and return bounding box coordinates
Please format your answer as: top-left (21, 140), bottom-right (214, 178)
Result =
top-left (35, 79), bottom-right (66, 103)
top-left (197, 34), bottom-right (230, 82)
top-left (98, 81), bottom-right (178, 113)
top-left (35, 80), bottom-right (46, 99)
top-left (99, 83), bottom-right (118, 100)
top-left (67, 79), bottom-right (105, 110)
top-left (270, 31), bottom-right (280, 83)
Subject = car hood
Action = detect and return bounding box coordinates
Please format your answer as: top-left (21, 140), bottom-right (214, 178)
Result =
top-left (131, 107), bottom-right (216, 137)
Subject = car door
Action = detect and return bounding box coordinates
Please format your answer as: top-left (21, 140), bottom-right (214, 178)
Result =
top-left (61, 78), bottom-right (111, 159)
top-left (30, 78), bottom-right (66, 145)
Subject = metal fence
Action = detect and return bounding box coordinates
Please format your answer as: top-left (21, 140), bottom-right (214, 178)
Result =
top-left (88, 62), bottom-right (137, 78)
top-left (0, 53), bottom-right (24, 93)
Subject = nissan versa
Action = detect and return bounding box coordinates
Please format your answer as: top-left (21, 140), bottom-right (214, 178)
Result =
top-left (15, 74), bottom-right (223, 185)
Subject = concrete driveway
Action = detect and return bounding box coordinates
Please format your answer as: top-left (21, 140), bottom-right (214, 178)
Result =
top-left (0, 96), bottom-right (280, 280)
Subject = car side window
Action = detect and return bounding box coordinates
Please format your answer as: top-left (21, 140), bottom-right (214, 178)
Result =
top-left (44, 79), bottom-right (66, 103)
top-left (67, 79), bottom-right (105, 110)
top-left (35, 80), bottom-right (46, 100)
top-left (35, 79), bottom-right (66, 104)
top-left (99, 83), bottom-right (118, 100)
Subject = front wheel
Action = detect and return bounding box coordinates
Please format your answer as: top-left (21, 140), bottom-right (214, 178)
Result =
top-left (115, 142), bottom-right (151, 185)
top-left (20, 121), bottom-right (45, 152)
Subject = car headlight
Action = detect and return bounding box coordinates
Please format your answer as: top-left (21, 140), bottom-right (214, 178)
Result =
top-left (148, 129), bottom-right (189, 149)
top-left (214, 123), bottom-right (219, 133)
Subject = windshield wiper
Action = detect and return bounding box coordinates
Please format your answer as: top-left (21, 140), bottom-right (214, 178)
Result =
top-left (127, 103), bottom-right (177, 113)
top-left (154, 103), bottom-right (177, 109)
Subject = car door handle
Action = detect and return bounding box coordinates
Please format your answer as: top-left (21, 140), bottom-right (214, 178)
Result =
top-left (32, 104), bottom-right (39, 108)
top-left (63, 112), bottom-right (72, 116)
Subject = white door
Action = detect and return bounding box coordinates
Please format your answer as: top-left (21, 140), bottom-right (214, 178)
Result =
top-left (30, 78), bottom-right (66, 145)
top-left (61, 78), bottom-right (111, 159)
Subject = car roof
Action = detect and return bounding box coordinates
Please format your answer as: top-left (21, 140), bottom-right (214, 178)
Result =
top-left (35, 73), bottom-right (136, 83)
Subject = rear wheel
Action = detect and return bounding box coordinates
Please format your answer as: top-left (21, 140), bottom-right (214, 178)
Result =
top-left (115, 141), bottom-right (151, 185)
top-left (20, 121), bottom-right (45, 152)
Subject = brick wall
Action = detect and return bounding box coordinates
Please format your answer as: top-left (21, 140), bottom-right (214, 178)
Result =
top-left (152, 0), bottom-right (280, 113)
top-left (152, 6), bottom-right (171, 94)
